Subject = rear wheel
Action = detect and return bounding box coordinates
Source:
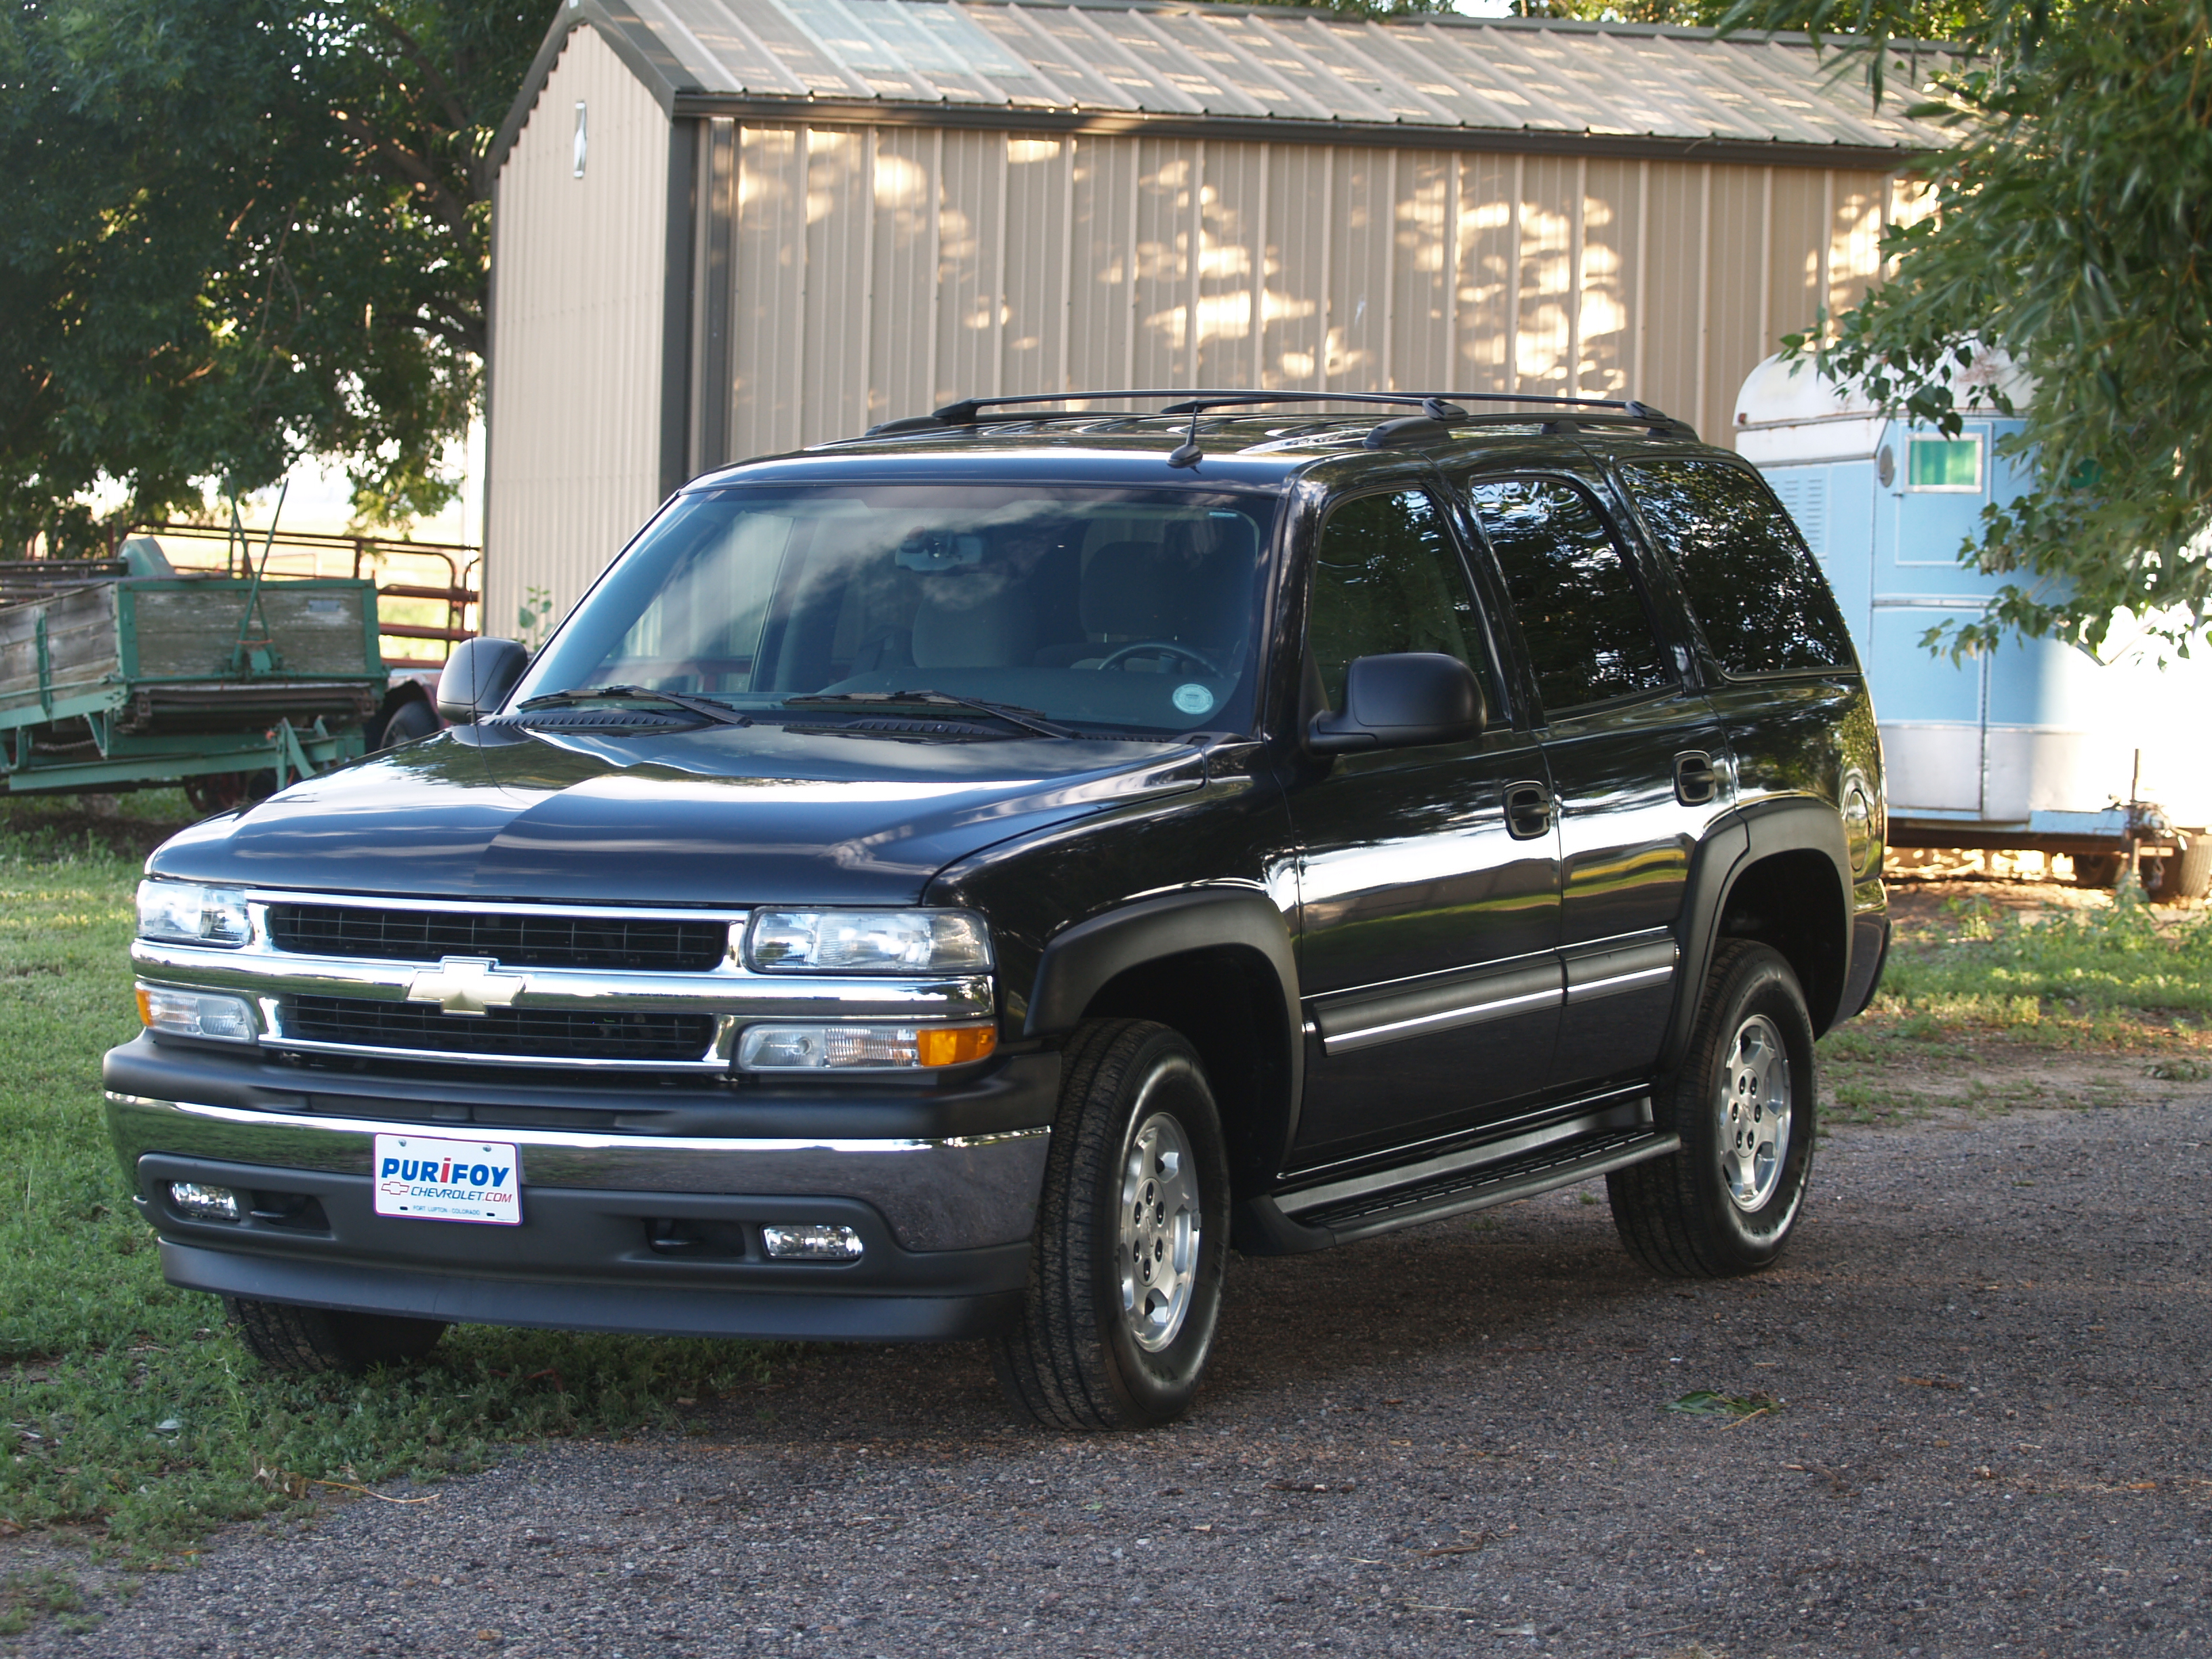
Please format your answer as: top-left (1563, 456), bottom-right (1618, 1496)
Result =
top-left (370, 693), bottom-right (441, 751)
top-left (991, 1019), bottom-right (1229, 1431)
top-left (223, 1297), bottom-right (447, 1375)
top-left (184, 771), bottom-right (277, 815)
top-left (2169, 838), bottom-right (2212, 903)
top-left (1608, 941), bottom-right (1817, 1278)
top-left (2071, 851), bottom-right (2122, 888)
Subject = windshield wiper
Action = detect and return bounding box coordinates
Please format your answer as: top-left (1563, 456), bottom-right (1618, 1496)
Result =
top-left (783, 689), bottom-right (1075, 740)
top-left (516, 685), bottom-right (753, 729)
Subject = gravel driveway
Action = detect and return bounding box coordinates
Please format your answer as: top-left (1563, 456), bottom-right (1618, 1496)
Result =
top-left (16, 1083), bottom-right (2211, 1659)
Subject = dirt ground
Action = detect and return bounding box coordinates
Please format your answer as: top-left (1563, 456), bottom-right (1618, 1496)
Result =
top-left (12, 1075), bottom-right (2211, 1659)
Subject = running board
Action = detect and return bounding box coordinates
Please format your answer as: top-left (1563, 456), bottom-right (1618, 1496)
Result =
top-left (1278, 1125), bottom-right (1680, 1243)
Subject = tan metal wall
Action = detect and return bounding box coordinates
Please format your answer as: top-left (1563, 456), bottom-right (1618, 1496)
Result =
top-left (485, 28), bottom-right (670, 640)
top-left (489, 91), bottom-right (1919, 619)
top-left (701, 123), bottom-right (1909, 471)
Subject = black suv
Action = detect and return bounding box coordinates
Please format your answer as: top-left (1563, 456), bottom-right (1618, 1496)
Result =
top-left (107, 390), bottom-right (1888, 1429)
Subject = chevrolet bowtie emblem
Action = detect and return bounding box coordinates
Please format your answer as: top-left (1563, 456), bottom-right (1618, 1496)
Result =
top-left (405, 956), bottom-right (529, 1017)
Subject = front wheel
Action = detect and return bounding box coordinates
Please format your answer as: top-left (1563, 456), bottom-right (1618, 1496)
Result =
top-left (224, 1297), bottom-right (447, 1375)
top-left (991, 1019), bottom-right (1230, 1431)
top-left (1608, 941), bottom-right (1817, 1278)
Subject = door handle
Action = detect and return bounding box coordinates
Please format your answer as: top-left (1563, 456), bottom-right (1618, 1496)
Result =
top-left (1675, 750), bottom-right (1719, 806)
top-left (1504, 781), bottom-right (1553, 840)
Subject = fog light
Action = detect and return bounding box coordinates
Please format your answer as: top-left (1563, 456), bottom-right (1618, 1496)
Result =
top-left (736, 1021), bottom-right (996, 1071)
top-left (168, 1183), bottom-right (241, 1222)
top-left (762, 1223), bottom-right (864, 1261)
top-left (136, 984), bottom-right (256, 1042)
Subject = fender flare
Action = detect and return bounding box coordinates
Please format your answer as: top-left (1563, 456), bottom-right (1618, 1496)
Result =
top-left (1023, 884), bottom-right (1305, 1120)
top-left (1664, 798), bottom-right (1855, 1071)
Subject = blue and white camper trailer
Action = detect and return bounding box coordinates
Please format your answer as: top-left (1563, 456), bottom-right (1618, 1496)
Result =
top-left (1733, 354), bottom-right (2211, 898)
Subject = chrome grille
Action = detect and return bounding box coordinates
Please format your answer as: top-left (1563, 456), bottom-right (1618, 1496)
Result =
top-left (266, 905), bottom-right (728, 972)
top-left (281, 996), bottom-right (719, 1063)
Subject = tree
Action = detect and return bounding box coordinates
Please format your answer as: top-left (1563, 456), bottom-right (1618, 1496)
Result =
top-left (1238, 0), bottom-right (1454, 18)
top-left (0, 0), bottom-right (544, 556)
top-left (1501, 0), bottom-right (1982, 34)
top-left (1727, 0), bottom-right (2212, 657)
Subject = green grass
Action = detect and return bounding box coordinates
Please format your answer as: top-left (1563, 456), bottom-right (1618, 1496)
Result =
top-left (1818, 886), bottom-right (2212, 1124)
top-left (0, 797), bottom-right (773, 1581)
top-left (1886, 890), bottom-right (2212, 1020)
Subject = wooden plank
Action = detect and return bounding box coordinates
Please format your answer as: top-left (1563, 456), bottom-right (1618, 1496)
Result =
top-left (126, 581), bottom-right (377, 679)
top-left (0, 586), bottom-right (121, 701)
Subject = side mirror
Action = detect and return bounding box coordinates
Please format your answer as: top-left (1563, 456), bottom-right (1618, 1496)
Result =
top-left (1307, 652), bottom-right (1486, 754)
top-left (435, 637), bottom-right (530, 726)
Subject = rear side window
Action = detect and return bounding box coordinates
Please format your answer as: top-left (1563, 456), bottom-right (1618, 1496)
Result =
top-left (1465, 477), bottom-right (1672, 716)
top-left (1624, 459), bottom-right (1855, 676)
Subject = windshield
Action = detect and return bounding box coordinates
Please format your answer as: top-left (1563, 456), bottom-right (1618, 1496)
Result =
top-left (514, 485), bottom-right (1279, 735)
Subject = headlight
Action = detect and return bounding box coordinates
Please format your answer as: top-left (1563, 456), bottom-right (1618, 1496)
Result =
top-left (736, 1022), bottom-right (998, 1071)
top-left (136, 881), bottom-right (251, 947)
top-left (744, 909), bottom-right (991, 974)
top-left (136, 984), bottom-right (257, 1042)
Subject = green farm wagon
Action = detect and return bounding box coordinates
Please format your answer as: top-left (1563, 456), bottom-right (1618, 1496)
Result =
top-left (0, 560), bottom-right (390, 806)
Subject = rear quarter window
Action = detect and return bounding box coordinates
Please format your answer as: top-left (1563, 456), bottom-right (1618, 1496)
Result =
top-left (1622, 459), bottom-right (1856, 677)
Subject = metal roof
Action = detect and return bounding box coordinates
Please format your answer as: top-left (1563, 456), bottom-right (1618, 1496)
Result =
top-left (498, 0), bottom-right (1957, 171)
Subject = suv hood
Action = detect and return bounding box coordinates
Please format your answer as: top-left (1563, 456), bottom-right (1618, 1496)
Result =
top-left (148, 722), bottom-right (1206, 905)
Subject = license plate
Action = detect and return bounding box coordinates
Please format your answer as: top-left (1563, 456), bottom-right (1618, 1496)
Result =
top-left (373, 1134), bottom-right (523, 1226)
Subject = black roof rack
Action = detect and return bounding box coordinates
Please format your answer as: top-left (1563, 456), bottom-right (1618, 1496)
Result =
top-left (866, 388), bottom-right (1690, 445)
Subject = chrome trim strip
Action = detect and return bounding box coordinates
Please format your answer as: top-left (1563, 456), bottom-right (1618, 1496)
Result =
top-left (1313, 957), bottom-right (1565, 1058)
top-left (1563, 963), bottom-right (1676, 1004)
top-left (1322, 985), bottom-right (1561, 1055)
top-left (119, 1095), bottom-right (1048, 1157)
top-left (131, 943), bottom-right (993, 1018)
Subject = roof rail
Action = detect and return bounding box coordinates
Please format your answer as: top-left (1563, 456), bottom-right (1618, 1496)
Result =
top-left (867, 388), bottom-right (1689, 441)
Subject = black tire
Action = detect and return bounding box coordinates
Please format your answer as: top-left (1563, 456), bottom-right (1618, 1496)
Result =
top-left (2072, 851), bottom-right (2122, 888)
top-left (223, 1296), bottom-right (447, 1376)
top-left (990, 1019), bottom-right (1230, 1431)
top-left (183, 771), bottom-right (277, 815)
top-left (371, 693), bottom-right (441, 751)
top-left (1607, 941), bottom-right (1817, 1278)
top-left (2170, 837), bottom-right (2211, 903)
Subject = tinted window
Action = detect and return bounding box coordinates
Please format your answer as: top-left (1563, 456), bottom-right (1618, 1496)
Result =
top-left (1306, 489), bottom-right (1482, 710)
top-left (1467, 477), bottom-right (1672, 714)
top-left (514, 485), bottom-right (1277, 735)
top-left (1624, 459), bottom-right (1856, 676)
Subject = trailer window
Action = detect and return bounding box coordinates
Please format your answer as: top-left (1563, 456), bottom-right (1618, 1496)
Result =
top-left (1906, 434), bottom-right (1984, 493)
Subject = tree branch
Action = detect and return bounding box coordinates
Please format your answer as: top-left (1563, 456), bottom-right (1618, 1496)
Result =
top-left (331, 109), bottom-right (474, 240)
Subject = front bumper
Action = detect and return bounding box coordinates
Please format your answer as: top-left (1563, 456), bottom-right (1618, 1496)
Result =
top-left (158, 1241), bottom-right (1023, 1342)
top-left (106, 1072), bottom-right (1052, 1342)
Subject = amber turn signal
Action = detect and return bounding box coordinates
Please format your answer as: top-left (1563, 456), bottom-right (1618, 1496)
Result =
top-left (916, 1023), bottom-right (998, 1067)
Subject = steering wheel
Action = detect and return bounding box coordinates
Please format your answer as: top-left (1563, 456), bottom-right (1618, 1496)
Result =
top-left (1092, 638), bottom-right (1226, 677)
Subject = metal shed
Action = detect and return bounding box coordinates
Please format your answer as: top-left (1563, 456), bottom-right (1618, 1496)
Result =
top-left (484, 0), bottom-right (1952, 632)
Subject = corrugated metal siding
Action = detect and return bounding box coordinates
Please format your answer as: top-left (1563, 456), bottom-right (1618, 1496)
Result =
top-left (484, 9), bottom-right (1950, 613)
top-left (692, 127), bottom-right (1907, 466)
top-left (486, 29), bottom-right (670, 636)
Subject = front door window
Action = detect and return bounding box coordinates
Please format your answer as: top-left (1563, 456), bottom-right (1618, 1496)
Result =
top-left (1286, 486), bottom-right (1560, 1162)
